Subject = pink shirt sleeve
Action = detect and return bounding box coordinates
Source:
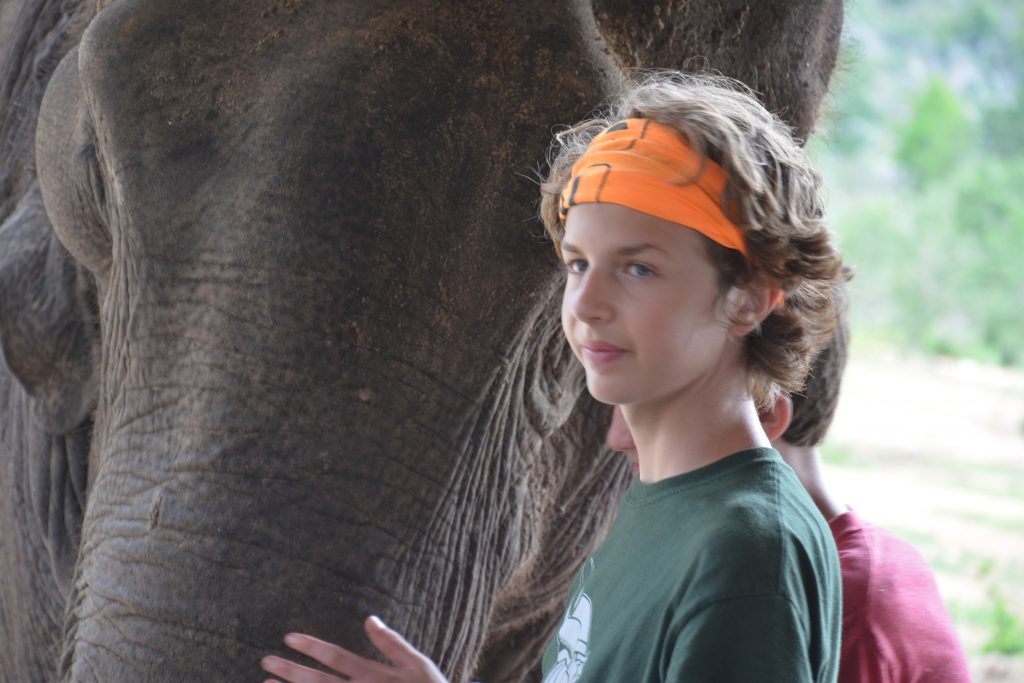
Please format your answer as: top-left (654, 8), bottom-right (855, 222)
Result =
top-left (829, 510), bottom-right (972, 683)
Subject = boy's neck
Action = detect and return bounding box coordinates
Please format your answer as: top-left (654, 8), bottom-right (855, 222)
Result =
top-left (624, 376), bottom-right (770, 483)
top-left (771, 440), bottom-right (847, 521)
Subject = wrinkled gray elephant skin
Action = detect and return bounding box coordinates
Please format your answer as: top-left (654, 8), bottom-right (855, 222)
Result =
top-left (0, 1), bottom-right (842, 681)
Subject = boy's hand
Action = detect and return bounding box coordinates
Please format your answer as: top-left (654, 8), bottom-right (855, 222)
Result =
top-left (262, 616), bottom-right (449, 683)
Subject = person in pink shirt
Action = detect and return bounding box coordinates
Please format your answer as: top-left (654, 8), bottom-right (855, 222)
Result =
top-left (608, 311), bottom-right (972, 682)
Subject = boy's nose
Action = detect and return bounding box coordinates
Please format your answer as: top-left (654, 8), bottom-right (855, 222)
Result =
top-left (571, 271), bottom-right (614, 323)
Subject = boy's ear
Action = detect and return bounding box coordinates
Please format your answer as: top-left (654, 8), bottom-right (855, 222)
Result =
top-left (723, 277), bottom-right (779, 336)
top-left (759, 393), bottom-right (793, 442)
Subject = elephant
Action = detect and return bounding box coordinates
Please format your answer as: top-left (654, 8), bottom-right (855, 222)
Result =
top-left (0, 1), bottom-right (843, 681)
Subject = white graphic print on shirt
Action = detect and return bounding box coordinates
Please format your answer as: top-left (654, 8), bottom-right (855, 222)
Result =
top-left (542, 559), bottom-right (594, 683)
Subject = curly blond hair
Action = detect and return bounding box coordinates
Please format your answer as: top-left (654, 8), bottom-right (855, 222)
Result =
top-left (540, 71), bottom-right (844, 408)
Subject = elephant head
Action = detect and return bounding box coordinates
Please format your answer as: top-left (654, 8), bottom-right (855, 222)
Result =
top-left (1, 0), bottom-right (842, 680)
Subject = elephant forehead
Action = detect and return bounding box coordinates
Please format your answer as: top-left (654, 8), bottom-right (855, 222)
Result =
top-left (75, 2), bottom-right (369, 213)
top-left (56, 0), bottom-right (599, 431)
top-left (73, 0), bottom-right (590, 186)
top-left (71, 1), bottom-right (585, 283)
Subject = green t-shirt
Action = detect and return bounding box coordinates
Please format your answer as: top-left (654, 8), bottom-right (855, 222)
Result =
top-left (540, 447), bottom-right (841, 682)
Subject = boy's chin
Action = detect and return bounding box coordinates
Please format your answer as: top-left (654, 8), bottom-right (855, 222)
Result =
top-left (585, 378), bottom-right (634, 406)
top-left (586, 387), bottom-right (627, 406)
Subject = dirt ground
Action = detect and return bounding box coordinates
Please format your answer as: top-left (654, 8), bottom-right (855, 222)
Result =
top-left (823, 349), bottom-right (1024, 681)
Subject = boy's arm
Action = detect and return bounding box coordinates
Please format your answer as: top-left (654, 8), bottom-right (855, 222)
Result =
top-left (261, 616), bottom-right (450, 683)
top-left (665, 594), bottom-right (822, 682)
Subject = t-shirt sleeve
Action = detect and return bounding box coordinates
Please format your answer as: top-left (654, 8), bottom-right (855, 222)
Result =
top-left (664, 593), bottom-right (815, 682)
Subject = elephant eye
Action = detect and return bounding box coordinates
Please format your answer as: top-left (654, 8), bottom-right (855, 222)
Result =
top-left (43, 133), bottom-right (114, 278)
top-left (36, 54), bottom-right (114, 280)
top-left (37, 89), bottom-right (114, 278)
top-left (81, 142), bottom-right (108, 220)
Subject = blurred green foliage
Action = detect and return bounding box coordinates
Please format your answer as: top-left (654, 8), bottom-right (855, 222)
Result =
top-left (895, 79), bottom-right (973, 186)
top-left (811, 0), bottom-right (1024, 367)
top-left (983, 586), bottom-right (1024, 655)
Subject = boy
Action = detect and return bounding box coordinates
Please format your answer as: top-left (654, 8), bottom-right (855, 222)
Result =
top-left (262, 72), bottom-right (845, 682)
top-left (610, 310), bottom-right (972, 681)
top-left (764, 321), bottom-right (972, 681)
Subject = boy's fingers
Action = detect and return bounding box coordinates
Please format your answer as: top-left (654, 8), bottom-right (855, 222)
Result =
top-left (276, 633), bottom-right (391, 679)
top-left (364, 616), bottom-right (425, 669)
top-left (261, 655), bottom-right (347, 683)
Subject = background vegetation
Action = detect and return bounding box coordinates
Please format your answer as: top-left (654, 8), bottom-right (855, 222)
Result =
top-left (809, 0), bottom-right (1024, 367)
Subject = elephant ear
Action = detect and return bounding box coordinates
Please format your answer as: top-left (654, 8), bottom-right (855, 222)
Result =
top-left (0, 182), bottom-right (98, 434)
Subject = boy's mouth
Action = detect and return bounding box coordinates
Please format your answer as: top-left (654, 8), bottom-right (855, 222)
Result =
top-left (581, 341), bottom-right (627, 365)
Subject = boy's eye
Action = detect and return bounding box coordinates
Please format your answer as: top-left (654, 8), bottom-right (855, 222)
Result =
top-left (566, 259), bottom-right (588, 274)
top-left (627, 263), bottom-right (654, 277)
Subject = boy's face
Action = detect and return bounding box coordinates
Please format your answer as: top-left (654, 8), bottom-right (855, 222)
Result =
top-left (560, 203), bottom-right (736, 408)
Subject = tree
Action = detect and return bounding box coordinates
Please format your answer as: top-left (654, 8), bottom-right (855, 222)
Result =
top-left (895, 78), bottom-right (974, 186)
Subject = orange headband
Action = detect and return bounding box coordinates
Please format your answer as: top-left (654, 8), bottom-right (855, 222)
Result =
top-left (558, 118), bottom-right (748, 256)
